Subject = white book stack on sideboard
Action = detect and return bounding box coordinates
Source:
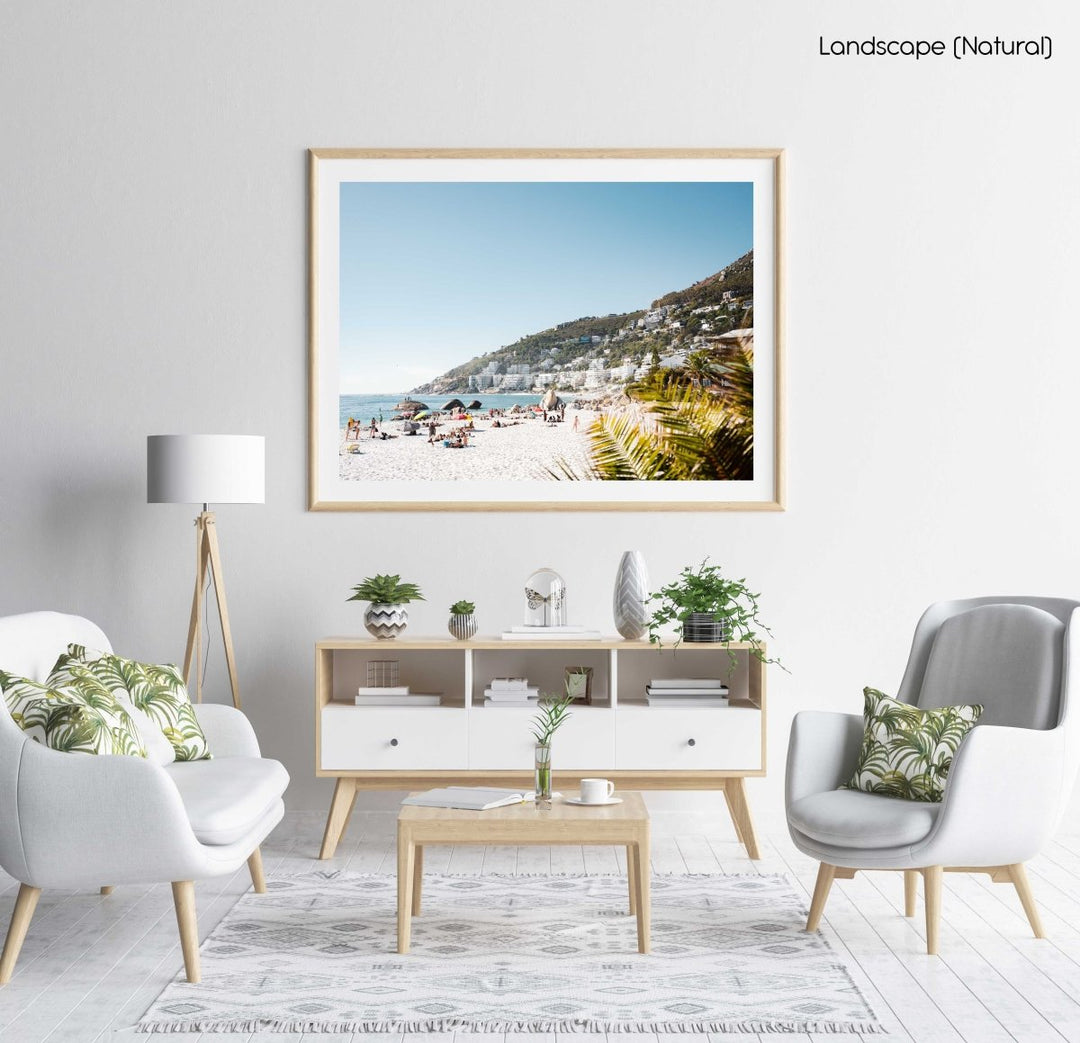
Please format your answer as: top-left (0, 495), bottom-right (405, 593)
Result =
top-left (314, 635), bottom-right (766, 861)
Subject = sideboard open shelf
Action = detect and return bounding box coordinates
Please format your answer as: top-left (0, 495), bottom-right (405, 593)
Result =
top-left (315, 636), bottom-right (767, 859)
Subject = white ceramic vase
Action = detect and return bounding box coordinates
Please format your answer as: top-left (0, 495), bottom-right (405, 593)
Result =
top-left (613, 550), bottom-right (649, 640)
top-left (364, 603), bottom-right (409, 640)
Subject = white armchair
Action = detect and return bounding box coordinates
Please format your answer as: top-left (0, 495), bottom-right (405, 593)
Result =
top-left (0, 611), bottom-right (289, 983)
top-left (786, 597), bottom-right (1080, 954)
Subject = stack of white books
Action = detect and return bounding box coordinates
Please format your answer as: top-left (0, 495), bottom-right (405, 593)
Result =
top-left (355, 685), bottom-right (442, 706)
top-left (645, 678), bottom-right (729, 707)
top-left (501, 625), bottom-right (603, 641)
top-left (483, 677), bottom-right (540, 706)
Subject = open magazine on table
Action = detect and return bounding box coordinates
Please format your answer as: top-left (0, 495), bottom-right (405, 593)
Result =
top-left (401, 786), bottom-right (539, 811)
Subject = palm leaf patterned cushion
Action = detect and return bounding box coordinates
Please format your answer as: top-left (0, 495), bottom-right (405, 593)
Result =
top-left (0, 670), bottom-right (146, 757)
top-left (845, 687), bottom-right (983, 803)
top-left (51, 645), bottom-right (212, 761)
top-left (46, 657), bottom-right (175, 765)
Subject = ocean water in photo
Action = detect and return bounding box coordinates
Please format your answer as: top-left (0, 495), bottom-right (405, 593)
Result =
top-left (339, 392), bottom-right (543, 427)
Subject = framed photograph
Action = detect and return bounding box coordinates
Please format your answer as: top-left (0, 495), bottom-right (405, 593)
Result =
top-left (309, 149), bottom-right (784, 511)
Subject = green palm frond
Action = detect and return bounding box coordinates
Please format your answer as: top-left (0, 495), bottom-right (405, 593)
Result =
top-left (550, 347), bottom-right (755, 482)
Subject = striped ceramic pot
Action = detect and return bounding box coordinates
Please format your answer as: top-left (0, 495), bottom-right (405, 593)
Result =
top-left (448, 613), bottom-right (478, 641)
top-left (364, 603), bottom-right (409, 640)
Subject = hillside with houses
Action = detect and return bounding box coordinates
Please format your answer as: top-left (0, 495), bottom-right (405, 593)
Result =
top-left (410, 250), bottom-right (754, 397)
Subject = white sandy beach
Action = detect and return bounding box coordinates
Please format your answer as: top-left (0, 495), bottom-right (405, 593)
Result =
top-left (338, 403), bottom-right (611, 482)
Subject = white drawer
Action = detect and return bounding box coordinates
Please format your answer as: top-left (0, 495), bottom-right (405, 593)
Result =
top-left (615, 708), bottom-right (762, 771)
top-left (320, 706), bottom-right (467, 770)
top-left (468, 708), bottom-right (615, 770)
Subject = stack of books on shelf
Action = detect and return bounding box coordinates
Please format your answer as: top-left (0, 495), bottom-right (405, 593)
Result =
top-left (500, 625), bottom-right (603, 641)
top-left (354, 685), bottom-right (442, 706)
top-left (483, 677), bottom-right (540, 706)
top-left (645, 678), bottom-right (730, 707)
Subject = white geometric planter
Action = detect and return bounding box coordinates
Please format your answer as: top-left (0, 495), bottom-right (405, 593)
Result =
top-left (364, 603), bottom-right (409, 640)
top-left (613, 550), bottom-right (649, 641)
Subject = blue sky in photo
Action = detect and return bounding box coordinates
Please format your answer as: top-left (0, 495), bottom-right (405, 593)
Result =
top-left (339, 180), bottom-right (752, 392)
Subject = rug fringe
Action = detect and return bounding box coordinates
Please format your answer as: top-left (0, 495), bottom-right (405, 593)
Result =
top-left (136, 1016), bottom-right (885, 1034)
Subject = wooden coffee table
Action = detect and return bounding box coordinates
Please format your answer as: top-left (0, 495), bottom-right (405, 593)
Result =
top-left (396, 792), bottom-right (650, 954)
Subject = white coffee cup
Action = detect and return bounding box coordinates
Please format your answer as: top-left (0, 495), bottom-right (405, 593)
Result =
top-left (580, 778), bottom-right (615, 803)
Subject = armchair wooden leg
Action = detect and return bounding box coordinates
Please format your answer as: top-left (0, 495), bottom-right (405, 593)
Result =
top-left (171, 881), bottom-right (200, 983)
top-left (904, 870), bottom-right (918, 917)
top-left (1007, 863), bottom-right (1046, 939)
top-left (247, 848), bottom-right (267, 894)
top-left (923, 865), bottom-right (943, 955)
top-left (0, 884), bottom-right (41, 985)
top-left (806, 863), bottom-right (836, 932)
top-left (100, 886), bottom-right (114, 896)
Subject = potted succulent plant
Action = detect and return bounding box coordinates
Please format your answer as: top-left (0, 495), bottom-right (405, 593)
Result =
top-left (448, 599), bottom-right (477, 641)
top-left (647, 559), bottom-right (780, 668)
top-left (348, 574), bottom-right (424, 640)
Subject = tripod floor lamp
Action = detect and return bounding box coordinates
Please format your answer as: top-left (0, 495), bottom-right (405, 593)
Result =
top-left (147, 435), bottom-right (265, 709)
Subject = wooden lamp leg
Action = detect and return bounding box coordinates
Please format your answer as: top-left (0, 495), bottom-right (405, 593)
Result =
top-left (183, 513), bottom-right (210, 703)
top-left (181, 511), bottom-right (242, 710)
top-left (204, 515), bottom-right (241, 710)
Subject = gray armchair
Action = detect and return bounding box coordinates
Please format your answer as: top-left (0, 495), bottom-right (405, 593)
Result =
top-left (786, 597), bottom-right (1080, 954)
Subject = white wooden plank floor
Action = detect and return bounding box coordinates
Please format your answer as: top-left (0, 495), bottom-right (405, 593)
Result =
top-left (1, 810), bottom-right (1078, 1042)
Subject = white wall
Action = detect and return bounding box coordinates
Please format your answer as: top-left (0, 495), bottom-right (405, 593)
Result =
top-left (2, 1), bottom-right (1078, 834)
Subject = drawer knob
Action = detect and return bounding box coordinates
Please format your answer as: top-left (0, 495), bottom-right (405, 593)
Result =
top-left (687, 738), bottom-right (696, 747)
top-left (389, 738), bottom-right (399, 747)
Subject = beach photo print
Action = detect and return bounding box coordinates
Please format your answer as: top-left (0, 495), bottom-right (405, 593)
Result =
top-left (309, 149), bottom-right (783, 511)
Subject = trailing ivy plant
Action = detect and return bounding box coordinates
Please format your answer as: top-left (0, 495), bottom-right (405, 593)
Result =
top-left (647, 559), bottom-right (783, 670)
top-left (347, 574), bottom-right (425, 605)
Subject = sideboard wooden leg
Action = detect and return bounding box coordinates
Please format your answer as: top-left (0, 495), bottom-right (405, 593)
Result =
top-left (319, 777), bottom-right (358, 860)
top-left (723, 778), bottom-right (761, 860)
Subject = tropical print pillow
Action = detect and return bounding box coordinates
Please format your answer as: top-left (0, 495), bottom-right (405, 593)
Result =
top-left (845, 687), bottom-right (983, 803)
top-left (46, 657), bottom-right (175, 765)
top-left (0, 670), bottom-right (146, 757)
top-left (52, 645), bottom-right (212, 761)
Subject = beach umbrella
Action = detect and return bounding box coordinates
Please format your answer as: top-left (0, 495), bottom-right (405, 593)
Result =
top-left (395, 398), bottom-right (428, 411)
top-left (413, 410), bottom-right (432, 420)
top-left (442, 398), bottom-right (465, 411)
top-left (540, 389), bottom-right (562, 411)
top-left (467, 400), bottom-right (483, 410)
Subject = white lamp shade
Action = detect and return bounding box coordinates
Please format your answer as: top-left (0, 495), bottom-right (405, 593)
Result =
top-left (147, 435), bottom-right (265, 505)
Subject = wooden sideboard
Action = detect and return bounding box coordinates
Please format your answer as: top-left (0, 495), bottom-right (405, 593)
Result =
top-left (315, 636), bottom-right (767, 859)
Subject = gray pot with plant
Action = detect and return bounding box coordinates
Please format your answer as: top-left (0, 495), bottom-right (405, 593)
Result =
top-left (448, 600), bottom-right (477, 640)
top-left (348, 574), bottom-right (424, 640)
top-left (647, 559), bottom-right (779, 667)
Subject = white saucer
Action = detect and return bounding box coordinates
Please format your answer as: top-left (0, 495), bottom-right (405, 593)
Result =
top-left (564, 796), bottom-right (623, 806)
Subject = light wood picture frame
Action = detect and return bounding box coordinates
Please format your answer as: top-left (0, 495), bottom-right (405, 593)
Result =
top-left (309, 148), bottom-right (784, 512)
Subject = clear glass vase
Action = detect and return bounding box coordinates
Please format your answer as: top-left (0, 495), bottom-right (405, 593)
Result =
top-left (534, 742), bottom-right (552, 808)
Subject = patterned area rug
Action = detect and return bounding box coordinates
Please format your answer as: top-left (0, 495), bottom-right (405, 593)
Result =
top-left (137, 872), bottom-right (882, 1034)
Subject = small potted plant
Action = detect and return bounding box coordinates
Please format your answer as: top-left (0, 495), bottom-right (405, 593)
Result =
top-left (647, 559), bottom-right (780, 668)
top-left (530, 690), bottom-right (573, 808)
top-left (347, 574), bottom-right (424, 640)
top-left (448, 599), bottom-right (477, 641)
